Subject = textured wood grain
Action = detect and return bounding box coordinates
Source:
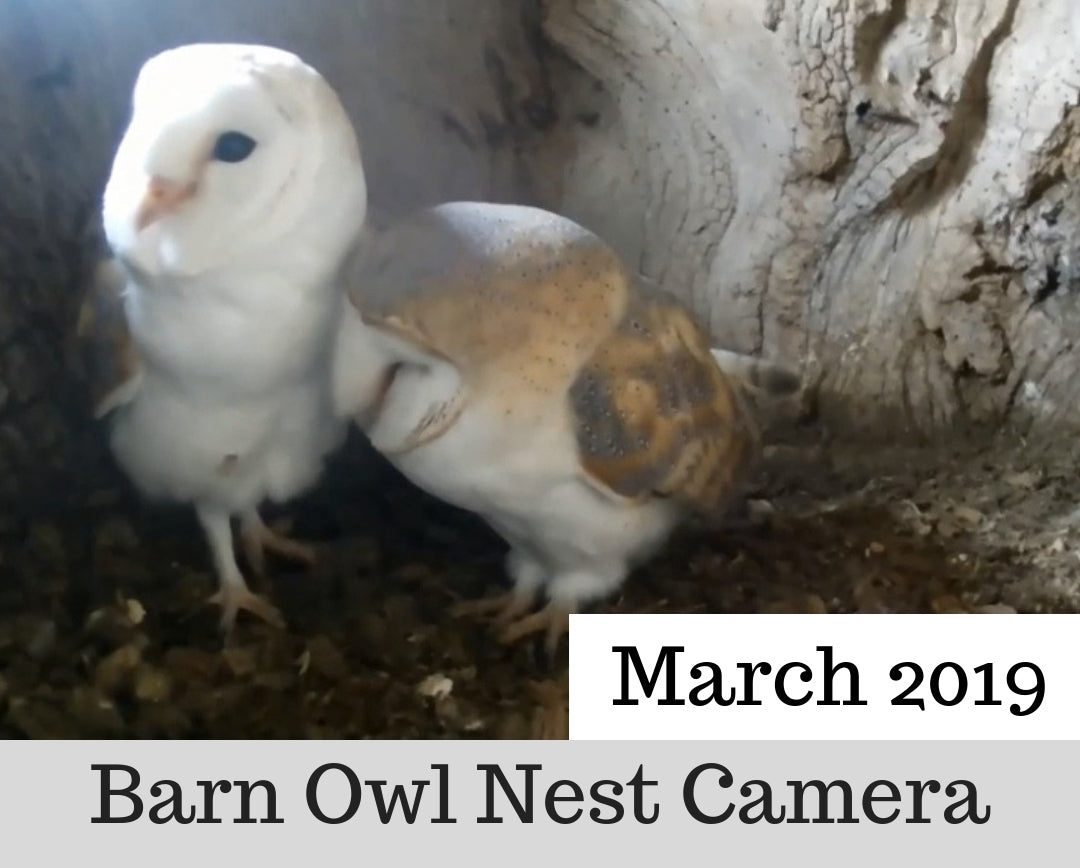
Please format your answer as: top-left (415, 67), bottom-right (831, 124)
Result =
top-left (537, 0), bottom-right (1080, 438)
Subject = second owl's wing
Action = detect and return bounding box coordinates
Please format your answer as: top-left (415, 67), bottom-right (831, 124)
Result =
top-left (75, 258), bottom-right (143, 419)
top-left (351, 310), bottom-right (468, 456)
top-left (569, 284), bottom-right (761, 513)
top-left (341, 202), bottom-right (626, 455)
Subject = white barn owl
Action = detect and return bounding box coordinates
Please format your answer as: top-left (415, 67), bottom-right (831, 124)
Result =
top-left (79, 43), bottom-right (367, 632)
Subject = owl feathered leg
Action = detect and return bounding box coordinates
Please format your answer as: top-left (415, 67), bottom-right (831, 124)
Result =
top-left (498, 563), bottom-right (624, 655)
top-left (240, 509), bottom-right (318, 579)
top-left (197, 504), bottom-right (284, 633)
top-left (454, 550), bottom-right (576, 656)
top-left (450, 592), bottom-right (531, 621)
top-left (498, 602), bottom-right (574, 658)
top-left (451, 548), bottom-right (544, 624)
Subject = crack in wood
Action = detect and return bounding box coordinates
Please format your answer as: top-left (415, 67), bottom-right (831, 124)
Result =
top-left (854, 0), bottom-right (909, 84)
top-left (882, 0), bottom-right (1021, 216)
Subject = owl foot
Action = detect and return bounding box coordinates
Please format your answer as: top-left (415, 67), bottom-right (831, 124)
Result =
top-left (450, 590), bottom-right (536, 626)
top-left (240, 512), bottom-right (318, 579)
top-left (208, 583), bottom-right (285, 635)
top-left (498, 602), bottom-right (574, 658)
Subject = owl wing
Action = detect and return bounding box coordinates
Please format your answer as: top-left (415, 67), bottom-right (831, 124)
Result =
top-left (343, 202), bottom-right (626, 454)
top-left (569, 282), bottom-right (761, 513)
top-left (75, 258), bottom-right (142, 419)
top-left (351, 310), bottom-right (468, 455)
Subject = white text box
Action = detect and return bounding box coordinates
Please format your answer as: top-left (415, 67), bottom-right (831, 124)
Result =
top-left (569, 614), bottom-right (1079, 740)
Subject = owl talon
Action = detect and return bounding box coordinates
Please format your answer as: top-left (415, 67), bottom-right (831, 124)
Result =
top-left (498, 603), bottom-right (573, 657)
top-left (208, 584), bottom-right (285, 634)
top-left (451, 591), bottom-right (536, 625)
top-left (241, 513), bottom-right (318, 579)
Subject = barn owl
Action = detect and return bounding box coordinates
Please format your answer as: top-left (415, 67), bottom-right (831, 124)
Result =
top-left (79, 43), bottom-right (367, 632)
top-left (330, 202), bottom-right (800, 653)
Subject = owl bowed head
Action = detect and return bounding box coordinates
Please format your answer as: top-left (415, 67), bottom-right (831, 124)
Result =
top-left (90, 44), bottom-right (367, 633)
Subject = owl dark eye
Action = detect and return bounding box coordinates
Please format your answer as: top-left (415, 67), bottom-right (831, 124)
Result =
top-left (212, 131), bottom-right (257, 163)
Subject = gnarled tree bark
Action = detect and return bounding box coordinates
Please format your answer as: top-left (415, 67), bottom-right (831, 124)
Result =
top-left (526, 0), bottom-right (1080, 439)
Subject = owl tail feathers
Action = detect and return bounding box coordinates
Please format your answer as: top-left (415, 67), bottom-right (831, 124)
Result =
top-left (709, 349), bottom-right (802, 401)
top-left (709, 347), bottom-right (816, 437)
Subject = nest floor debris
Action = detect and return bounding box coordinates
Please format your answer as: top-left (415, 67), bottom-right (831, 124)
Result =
top-left (0, 431), bottom-right (1074, 739)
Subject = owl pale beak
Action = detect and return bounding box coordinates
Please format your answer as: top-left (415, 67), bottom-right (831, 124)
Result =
top-left (135, 176), bottom-right (195, 231)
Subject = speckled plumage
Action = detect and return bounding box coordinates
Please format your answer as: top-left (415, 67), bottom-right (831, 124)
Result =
top-left (332, 202), bottom-right (797, 650)
top-left (568, 282), bottom-right (759, 510)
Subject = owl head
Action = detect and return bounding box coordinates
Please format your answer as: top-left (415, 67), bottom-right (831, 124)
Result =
top-left (103, 43), bottom-right (367, 282)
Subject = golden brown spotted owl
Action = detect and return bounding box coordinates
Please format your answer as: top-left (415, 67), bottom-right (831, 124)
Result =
top-left (331, 202), bottom-right (800, 652)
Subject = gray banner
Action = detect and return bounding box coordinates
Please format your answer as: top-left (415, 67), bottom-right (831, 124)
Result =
top-left (27, 740), bottom-right (1069, 864)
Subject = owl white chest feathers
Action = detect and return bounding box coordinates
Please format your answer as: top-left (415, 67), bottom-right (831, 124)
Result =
top-left (109, 267), bottom-right (346, 511)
